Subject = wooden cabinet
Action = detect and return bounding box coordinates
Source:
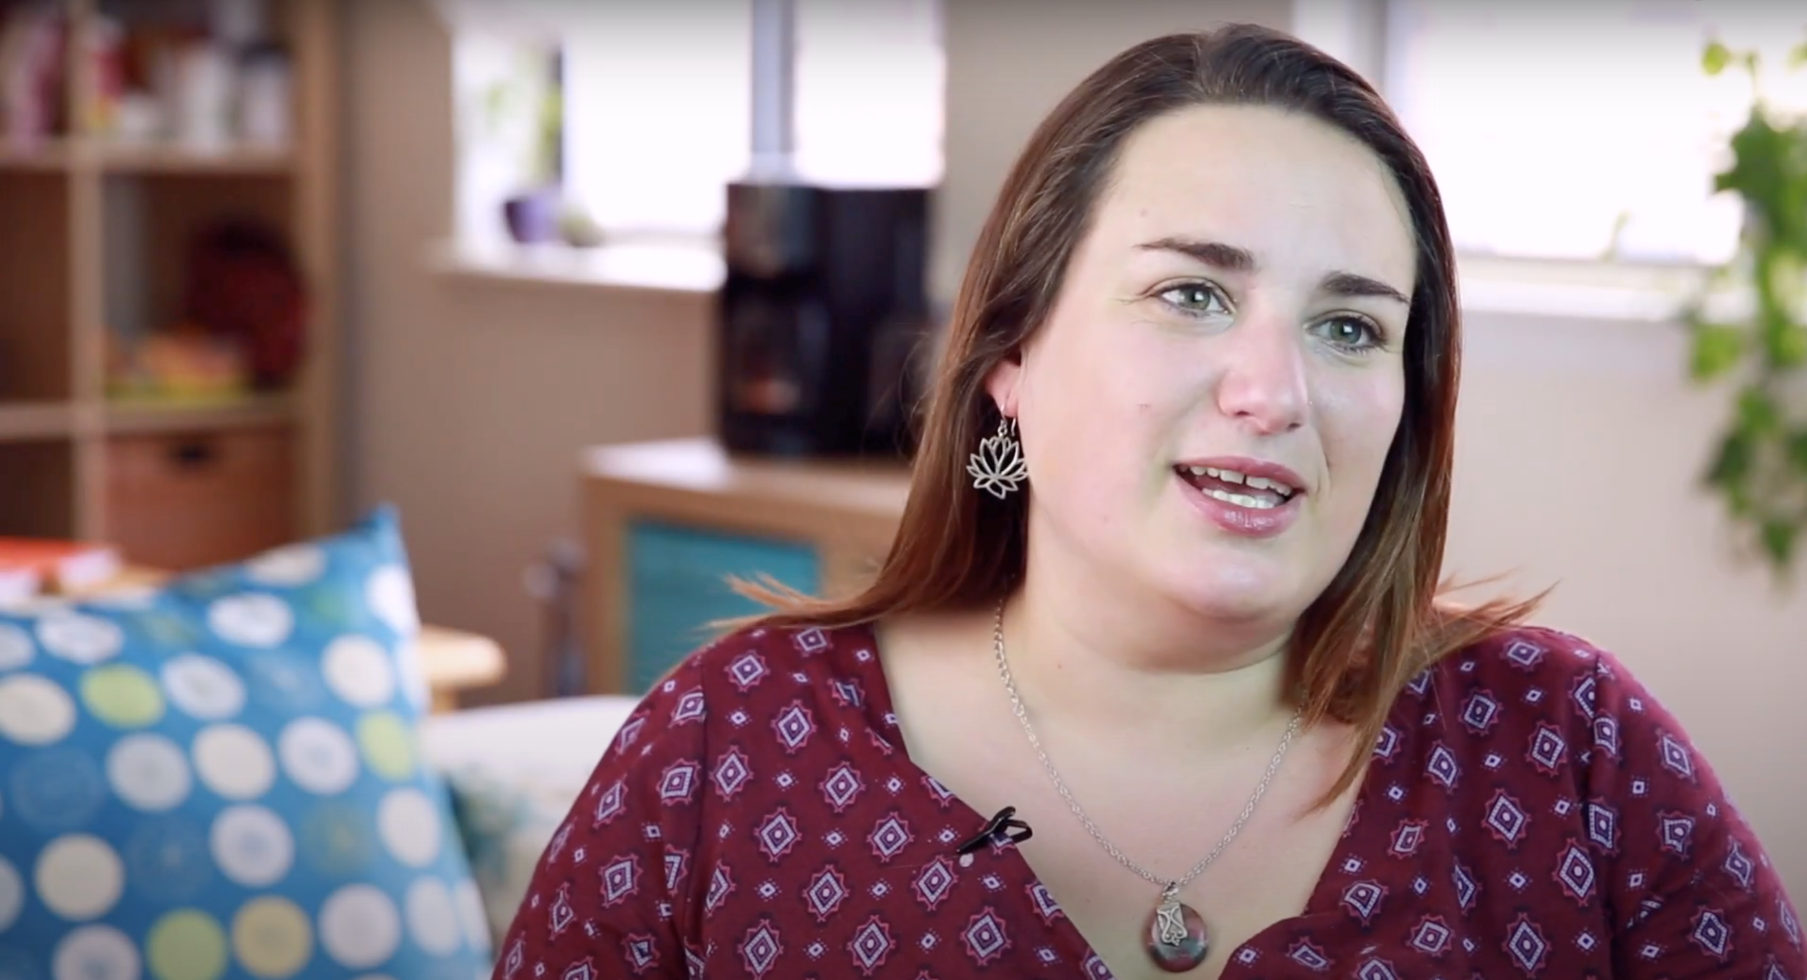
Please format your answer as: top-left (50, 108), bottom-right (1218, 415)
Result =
top-left (581, 439), bottom-right (910, 695)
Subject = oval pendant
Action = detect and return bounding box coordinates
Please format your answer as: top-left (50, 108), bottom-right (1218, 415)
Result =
top-left (1145, 896), bottom-right (1209, 973)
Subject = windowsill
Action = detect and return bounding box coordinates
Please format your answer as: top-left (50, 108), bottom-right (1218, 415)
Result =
top-left (425, 237), bottom-right (726, 295)
top-left (1454, 253), bottom-right (1716, 324)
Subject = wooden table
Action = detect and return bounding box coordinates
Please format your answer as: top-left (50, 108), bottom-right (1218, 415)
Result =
top-left (414, 625), bottom-right (507, 712)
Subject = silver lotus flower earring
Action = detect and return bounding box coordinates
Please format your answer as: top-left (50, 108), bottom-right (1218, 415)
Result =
top-left (968, 416), bottom-right (1028, 499)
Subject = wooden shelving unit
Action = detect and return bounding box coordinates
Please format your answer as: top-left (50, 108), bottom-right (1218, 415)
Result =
top-left (0, 0), bottom-right (338, 567)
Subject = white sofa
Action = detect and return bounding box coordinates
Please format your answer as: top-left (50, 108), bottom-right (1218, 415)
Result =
top-left (420, 695), bottom-right (642, 942)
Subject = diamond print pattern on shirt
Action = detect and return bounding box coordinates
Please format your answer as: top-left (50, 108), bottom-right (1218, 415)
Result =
top-left (491, 624), bottom-right (1803, 978)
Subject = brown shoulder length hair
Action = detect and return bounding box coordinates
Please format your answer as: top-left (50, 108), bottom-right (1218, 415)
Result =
top-left (734, 23), bottom-right (1541, 801)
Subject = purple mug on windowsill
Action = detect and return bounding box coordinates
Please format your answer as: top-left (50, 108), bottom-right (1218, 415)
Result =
top-left (504, 189), bottom-right (560, 244)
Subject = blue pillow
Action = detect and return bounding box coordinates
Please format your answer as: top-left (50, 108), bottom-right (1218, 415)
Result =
top-left (0, 507), bottom-right (492, 980)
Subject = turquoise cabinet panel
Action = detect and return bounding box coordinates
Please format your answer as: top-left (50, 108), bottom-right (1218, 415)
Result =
top-left (625, 520), bottom-right (819, 693)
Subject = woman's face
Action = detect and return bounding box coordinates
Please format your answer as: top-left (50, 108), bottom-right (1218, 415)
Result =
top-left (989, 104), bottom-right (1417, 633)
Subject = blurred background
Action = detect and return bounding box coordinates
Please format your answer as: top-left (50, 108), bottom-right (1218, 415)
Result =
top-left (0, 0), bottom-right (1803, 895)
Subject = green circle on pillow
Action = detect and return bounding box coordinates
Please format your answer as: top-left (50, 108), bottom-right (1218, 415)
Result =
top-left (148, 909), bottom-right (227, 980)
top-left (357, 712), bottom-right (415, 780)
top-left (81, 665), bottom-right (165, 728)
top-left (232, 897), bottom-right (312, 979)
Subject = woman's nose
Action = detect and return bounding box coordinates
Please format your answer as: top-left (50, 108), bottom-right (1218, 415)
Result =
top-left (1213, 315), bottom-right (1309, 435)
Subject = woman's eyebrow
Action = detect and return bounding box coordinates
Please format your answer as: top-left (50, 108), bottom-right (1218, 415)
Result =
top-left (1136, 236), bottom-right (1409, 306)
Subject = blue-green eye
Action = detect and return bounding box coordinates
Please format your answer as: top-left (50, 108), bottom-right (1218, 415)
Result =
top-left (1158, 283), bottom-right (1228, 316)
top-left (1317, 315), bottom-right (1384, 353)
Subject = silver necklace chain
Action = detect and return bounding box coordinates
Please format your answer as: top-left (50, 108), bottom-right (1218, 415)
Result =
top-left (991, 599), bottom-right (1303, 895)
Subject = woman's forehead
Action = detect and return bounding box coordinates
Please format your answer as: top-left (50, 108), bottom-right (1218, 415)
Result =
top-left (1090, 104), bottom-right (1417, 289)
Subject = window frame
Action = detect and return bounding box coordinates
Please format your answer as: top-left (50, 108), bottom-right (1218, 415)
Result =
top-left (1292, 0), bottom-right (1740, 323)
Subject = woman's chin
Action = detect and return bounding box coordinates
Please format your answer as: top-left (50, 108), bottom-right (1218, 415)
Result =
top-left (1158, 559), bottom-right (1306, 628)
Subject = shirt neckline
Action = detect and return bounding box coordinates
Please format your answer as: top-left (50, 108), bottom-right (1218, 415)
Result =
top-left (838, 618), bottom-right (1395, 975)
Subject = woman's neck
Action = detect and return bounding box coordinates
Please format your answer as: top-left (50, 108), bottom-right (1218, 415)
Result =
top-left (1004, 542), bottom-right (1298, 755)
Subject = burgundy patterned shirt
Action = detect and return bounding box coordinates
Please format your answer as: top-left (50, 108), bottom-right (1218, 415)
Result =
top-left (494, 622), bottom-right (1803, 979)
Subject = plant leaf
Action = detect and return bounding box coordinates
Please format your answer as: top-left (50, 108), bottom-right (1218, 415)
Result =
top-left (1690, 323), bottom-right (1746, 380)
top-left (1706, 429), bottom-right (1754, 490)
top-left (1703, 39), bottom-right (1732, 76)
top-left (1778, 324), bottom-right (1807, 369)
top-left (1788, 428), bottom-right (1807, 474)
top-left (1760, 520), bottom-right (1797, 568)
top-left (1737, 387), bottom-right (1782, 434)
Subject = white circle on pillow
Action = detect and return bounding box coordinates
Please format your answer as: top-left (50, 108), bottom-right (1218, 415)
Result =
top-left (212, 805), bottom-right (295, 887)
top-left (107, 734), bottom-right (192, 812)
top-left (278, 718), bottom-right (360, 795)
top-left (35, 835), bottom-right (124, 920)
top-left (392, 639), bottom-right (428, 710)
top-left (322, 637), bottom-right (395, 708)
top-left (0, 857), bottom-right (22, 930)
top-left (454, 877), bottom-right (489, 952)
top-left (0, 675), bottom-right (77, 745)
top-left (376, 788), bottom-right (441, 868)
top-left (192, 724), bottom-right (275, 800)
top-left (365, 566), bottom-right (418, 635)
top-left (36, 613), bottom-right (123, 665)
top-left (406, 877), bottom-right (461, 956)
top-left (162, 654), bottom-right (245, 720)
top-left (52, 925), bottom-right (139, 980)
top-left (246, 544), bottom-right (328, 587)
top-left (207, 594), bottom-right (294, 649)
top-left (318, 884), bottom-right (401, 969)
top-left (0, 623), bottom-right (32, 670)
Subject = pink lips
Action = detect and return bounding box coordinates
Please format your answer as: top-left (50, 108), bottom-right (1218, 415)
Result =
top-left (1173, 456), bottom-right (1307, 539)
top-left (1175, 456), bottom-right (1307, 493)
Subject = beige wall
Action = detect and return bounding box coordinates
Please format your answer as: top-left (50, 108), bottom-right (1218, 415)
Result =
top-left (341, 0), bottom-right (1802, 891)
top-left (341, 0), bottom-right (713, 706)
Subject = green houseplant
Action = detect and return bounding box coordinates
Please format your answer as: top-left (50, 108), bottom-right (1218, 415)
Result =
top-left (1686, 35), bottom-right (1807, 578)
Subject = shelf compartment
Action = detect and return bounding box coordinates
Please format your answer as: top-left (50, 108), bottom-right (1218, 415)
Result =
top-left (0, 171), bottom-right (72, 401)
top-left (0, 440), bottom-right (77, 539)
top-left (104, 171), bottom-right (296, 342)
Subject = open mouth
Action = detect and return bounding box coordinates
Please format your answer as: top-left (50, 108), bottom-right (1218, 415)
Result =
top-left (1174, 464), bottom-right (1300, 511)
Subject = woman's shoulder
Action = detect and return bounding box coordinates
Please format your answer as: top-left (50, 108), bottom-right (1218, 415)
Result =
top-left (1424, 622), bottom-right (1628, 725)
top-left (1402, 622), bottom-right (1696, 789)
top-left (613, 619), bottom-right (888, 743)
top-left (1408, 622), bottom-right (1728, 825)
top-left (669, 618), bottom-right (885, 697)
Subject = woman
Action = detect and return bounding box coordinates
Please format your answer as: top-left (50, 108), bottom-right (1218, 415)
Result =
top-left (496, 25), bottom-right (1801, 980)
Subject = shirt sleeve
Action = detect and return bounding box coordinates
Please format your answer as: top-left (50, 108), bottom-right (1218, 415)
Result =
top-left (1583, 647), bottom-right (1804, 978)
top-left (490, 662), bottom-right (712, 980)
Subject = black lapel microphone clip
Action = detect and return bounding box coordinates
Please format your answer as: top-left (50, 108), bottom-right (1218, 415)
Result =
top-left (955, 806), bottom-right (1034, 857)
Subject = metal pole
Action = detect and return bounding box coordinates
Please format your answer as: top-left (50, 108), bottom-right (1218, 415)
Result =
top-left (749, 0), bottom-right (797, 177)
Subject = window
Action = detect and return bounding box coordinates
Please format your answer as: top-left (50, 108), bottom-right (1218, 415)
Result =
top-left (451, 0), bottom-right (943, 244)
top-left (788, 0), bottom-right (944, 188)
top-left (559, 2), bottom-right (753, 238)
top-left (1302, 0), bottom-right (1807, 267)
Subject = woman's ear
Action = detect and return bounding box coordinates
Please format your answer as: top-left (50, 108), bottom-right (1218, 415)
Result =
top-left (983, 354), bottom-right (1023, 421)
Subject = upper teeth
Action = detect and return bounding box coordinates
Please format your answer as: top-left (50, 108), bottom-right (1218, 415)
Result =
top-left (1186, 465), bottom-right (1294, 496)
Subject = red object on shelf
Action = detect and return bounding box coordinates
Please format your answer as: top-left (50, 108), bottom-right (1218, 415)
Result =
top-left (183, 219), bottom-right (308, 389)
